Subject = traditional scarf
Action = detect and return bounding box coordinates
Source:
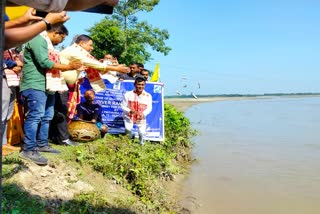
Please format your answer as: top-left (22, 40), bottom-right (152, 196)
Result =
top-left (67, 82), bottom-right (81, 123)
top-left (127, 91), bottom-right (148, 123)
top-left (40, 31), bottom-right (68, 92)
top-left (69, 44), bottom-right (106, 92)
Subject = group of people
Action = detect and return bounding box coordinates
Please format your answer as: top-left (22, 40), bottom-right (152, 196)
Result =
top-left (1, 1), bottom-right (154, 165)
top-left (119, 62), bottom-right (149, 81)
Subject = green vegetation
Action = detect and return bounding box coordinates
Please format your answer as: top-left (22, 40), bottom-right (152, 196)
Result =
top-left (88, 0), bottom-right (171, 65)
top-left (2, 103), bottom-right (195, 213)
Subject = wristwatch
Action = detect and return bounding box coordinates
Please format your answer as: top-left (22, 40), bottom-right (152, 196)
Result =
top-left (41, 18), bottom-right (52, 31)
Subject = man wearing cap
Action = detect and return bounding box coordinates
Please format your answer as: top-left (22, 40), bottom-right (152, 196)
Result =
top-left (121, 76), bottom-right (152, 145)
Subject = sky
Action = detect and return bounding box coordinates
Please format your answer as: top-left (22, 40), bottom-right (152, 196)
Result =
top-left (62, 0), bottom-right (320, 96)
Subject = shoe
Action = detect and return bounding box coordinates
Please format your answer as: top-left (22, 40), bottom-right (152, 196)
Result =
top-left (36, 145), bottom-right (61, 154)
top-left (19, 150), bottom-right (48, 165)
top-left (139, 135), bottom-right (145, 145)
top-left (130, 133), bottom-right (135, 140)
top-left (61, 139), bottom-right (79, 146)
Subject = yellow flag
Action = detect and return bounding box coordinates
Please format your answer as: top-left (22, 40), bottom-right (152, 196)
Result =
top-left (5, 6), bottom-right (29, 20)
top-left (150, 63), bottom-right (160, 82)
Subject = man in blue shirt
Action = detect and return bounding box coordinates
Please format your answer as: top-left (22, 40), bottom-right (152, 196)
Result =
top-left (76, 90), bottom-right (108, 137)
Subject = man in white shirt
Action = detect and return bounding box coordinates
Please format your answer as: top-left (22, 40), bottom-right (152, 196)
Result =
top-left (59, 34), bottom-right (129, 84)
top-left (121, 76), bottom-right (152, 145)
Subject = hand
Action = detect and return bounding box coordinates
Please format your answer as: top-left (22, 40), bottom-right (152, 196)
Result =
top-left (14, 58), bottom-right (23, 67)
top-left (130, 109), bottom-right (138, 115)
top-left (12, 66), bottom-right (22, 74)
top-left (115, 64), bottom-right (130, 73)
top-left (76, 65), bottom-right (87, 71)
top-left (77, 77), bottom-right (85, 85)
top-left (137, 113), bottom-right (144, 120)
top-left (45, 11), bottom-right (70, 25)
top-left (23, 8), bottom-right (43, 23)
top-left (68, 60), bottom-right (82, 70)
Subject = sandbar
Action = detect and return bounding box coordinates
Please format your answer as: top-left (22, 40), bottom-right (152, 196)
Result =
top-left (165, 96), bottom-right (257, 112)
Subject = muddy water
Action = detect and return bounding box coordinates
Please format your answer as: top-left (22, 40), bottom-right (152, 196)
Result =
top-left (179, 97), bottom-right (320, 214)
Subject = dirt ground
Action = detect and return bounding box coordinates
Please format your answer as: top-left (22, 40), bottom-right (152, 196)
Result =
top-left (5, 156), bottom-right (135, 211)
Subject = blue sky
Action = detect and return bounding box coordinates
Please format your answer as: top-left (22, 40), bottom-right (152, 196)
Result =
top-left (63, 0), bottom-right (320, 95)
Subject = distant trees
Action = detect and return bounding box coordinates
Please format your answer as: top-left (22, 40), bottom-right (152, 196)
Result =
top-left (88, 0), bottom-right (171, 65)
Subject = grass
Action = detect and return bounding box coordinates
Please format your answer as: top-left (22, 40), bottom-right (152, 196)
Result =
top-left (2, 103), bottom-right (195, 213)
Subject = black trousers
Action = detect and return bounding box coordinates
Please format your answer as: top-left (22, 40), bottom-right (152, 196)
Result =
top-left (49, 91), bottom-right (70, 143)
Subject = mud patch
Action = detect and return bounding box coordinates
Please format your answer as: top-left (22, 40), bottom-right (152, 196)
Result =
top-left (9, 160), bottom-right (93, 201)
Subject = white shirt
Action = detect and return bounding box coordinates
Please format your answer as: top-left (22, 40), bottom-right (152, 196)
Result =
top-left (121, 90), bottom-right (152, 122)
top-left (59, 44), bottom-right (107, 84)
top-left (100, 60), bottom-right (119, 83)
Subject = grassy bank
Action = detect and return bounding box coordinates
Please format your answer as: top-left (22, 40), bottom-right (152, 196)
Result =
top-left (2, 103), bottom-right (196, 213)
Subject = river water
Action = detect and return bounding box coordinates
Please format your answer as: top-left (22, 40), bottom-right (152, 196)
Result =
top-left (180, 97), bottom-right (320, 214)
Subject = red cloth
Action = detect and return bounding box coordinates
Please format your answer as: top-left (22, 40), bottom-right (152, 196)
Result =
top-left (67, 82), bottom-right (81, 123)
top-left (46, 50), bottom-right (68, 92)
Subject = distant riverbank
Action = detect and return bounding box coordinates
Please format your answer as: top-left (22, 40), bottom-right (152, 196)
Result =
top-left (165, 96), bottom-right (258, 112)
top-left (165, 95), bottom-right (320, 112)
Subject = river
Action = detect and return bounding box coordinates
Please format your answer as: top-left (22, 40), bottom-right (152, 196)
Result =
top-left (179, 97), bottom-right (320, 214)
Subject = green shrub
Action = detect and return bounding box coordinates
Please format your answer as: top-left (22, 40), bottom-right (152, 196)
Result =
top-left (71, 103), bottom-right (195, 209)
top-left (164, 103), bottom-right (196, 149)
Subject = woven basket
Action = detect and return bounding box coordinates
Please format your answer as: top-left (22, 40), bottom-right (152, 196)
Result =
top-left (68, 120), bottom-right (100, 142)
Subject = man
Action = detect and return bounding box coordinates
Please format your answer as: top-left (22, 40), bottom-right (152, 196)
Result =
top-left (119, 62), bottom-right (143, 80)
top-left (2, 9), bottom-right (44, 154)
top-left (19, 24), bottom-right (81, 165)
top-left (101, 54), bottom-right (118, 64)
top-left (100, 54), bottom-right (121, 83)
top-left (140, 68), bottom-right (149, 81)
top-left (49, 89), bottom-right (78, 146)
top-left (137, 63), bottom-right (144, 72)
top-left (59, 34), bottom-right (129, 84)
top-left (75, 90), bottom-right (108, 137)
top-left (59, 34), bottom-right (129, 123)
top-left (121, 76), bottom-right (152, 145)
top-left (2, 48), bottom-right (23, 155)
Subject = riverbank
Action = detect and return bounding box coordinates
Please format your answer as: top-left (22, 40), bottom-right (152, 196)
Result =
top-left (165, 95), bottom-right (320, 112)
top-left (2, 103), bottom-right (195, 213)
top-left (165, 96), bottom-right (256, 112)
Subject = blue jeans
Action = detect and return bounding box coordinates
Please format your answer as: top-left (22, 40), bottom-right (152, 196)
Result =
top-left (22, 89), bottom-right (55, 151)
